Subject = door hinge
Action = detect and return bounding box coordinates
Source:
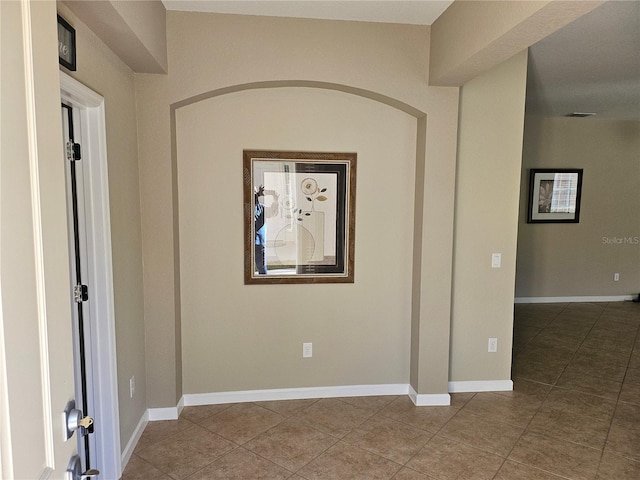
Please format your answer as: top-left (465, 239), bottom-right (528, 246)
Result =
top-left (73, 284), bottom-right (89, 303)
top-left (66, 141), bottom-right (81, 161)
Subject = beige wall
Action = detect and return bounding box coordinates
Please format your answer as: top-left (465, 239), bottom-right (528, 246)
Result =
top-left (450, 50), bottom-right (529, 382)
top-left (57, 2), bottom-right (147, 447)
top-left (177, 87), bottom-right (416, 392)
top-left (135, 73), bottom-right (182, 408)
top-left (137, 11), bottom-right (460, 405)
top-left (516, 117), bottom-right (640, 298)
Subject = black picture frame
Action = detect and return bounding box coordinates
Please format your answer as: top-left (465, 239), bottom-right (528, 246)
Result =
top-left (57, 15), bottom-right (76, 71)
top-left (243, 150), bottom-right (357, 284)
top-left (527, 168), bottom-right (583, 223)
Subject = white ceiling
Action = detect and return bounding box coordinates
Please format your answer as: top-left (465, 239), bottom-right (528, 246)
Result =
top-left (162, 0), bottom-right (640, 120)
top-left (526, 0), bottom-right (640, 120)
top-left (161, 0), bottom-right (454, 25)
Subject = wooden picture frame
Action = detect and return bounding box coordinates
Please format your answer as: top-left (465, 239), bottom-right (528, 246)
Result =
top-left (243, 150), bottom-right (356, 284)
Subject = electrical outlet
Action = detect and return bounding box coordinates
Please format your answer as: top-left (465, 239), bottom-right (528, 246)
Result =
top-left (488, 338), bottom-right (498, 353)
top-left (491, 253), bottom-right (501, 268)
top-left (130, 376), bottom-right (135, 398)
top-left (303, 343), bottom-right (312, 358)
top-left (614, 273), bottom-right (620, 281)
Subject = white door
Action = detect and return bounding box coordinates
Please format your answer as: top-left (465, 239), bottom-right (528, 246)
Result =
top-left (1, 2), bottom-right (122, 479)
top-left (1, 1), bottom-right (80, 479)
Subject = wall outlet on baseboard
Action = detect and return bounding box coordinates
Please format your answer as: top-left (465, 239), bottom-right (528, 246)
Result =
top-left (303, 343), bottom-right (312, 358)
top-left (614, 273), bottom-right (620, 281)
top-left (130, 376), bottom-right (135, 398)
top-left (488, 338), bottom-right (498, 353)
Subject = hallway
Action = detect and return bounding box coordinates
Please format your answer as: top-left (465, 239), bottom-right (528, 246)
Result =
top-left (122, 302), bottom-right (640, 479)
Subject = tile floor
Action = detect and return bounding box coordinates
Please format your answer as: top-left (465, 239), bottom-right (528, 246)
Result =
top-left (122, 302), bottom-right (640, 479)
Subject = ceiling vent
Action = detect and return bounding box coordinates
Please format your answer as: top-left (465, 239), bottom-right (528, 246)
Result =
top-left (565, 112), bottom-right (597, 118)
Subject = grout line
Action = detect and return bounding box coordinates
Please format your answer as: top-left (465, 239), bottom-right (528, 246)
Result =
top-left (505, 302), bottom-right (619, 479)
top-left (597, 302), bottom-right (640, 474)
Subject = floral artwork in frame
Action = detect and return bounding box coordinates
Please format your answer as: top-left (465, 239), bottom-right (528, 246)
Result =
top-left (243, 150), bottom-right (356, 284)
top-left (527, 168), bottom-right (583, 223)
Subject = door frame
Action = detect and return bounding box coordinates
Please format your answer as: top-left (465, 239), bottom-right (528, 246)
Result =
top-left (60, 71), bottom-right (121, 479)
top-left (61, 102), bottom-right (97, 471)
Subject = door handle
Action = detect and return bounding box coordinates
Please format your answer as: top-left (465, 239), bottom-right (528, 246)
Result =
top-left (66, 455), bottom-right (100, 480)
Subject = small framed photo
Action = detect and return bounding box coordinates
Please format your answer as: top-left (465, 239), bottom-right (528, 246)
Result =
top-left (528, 168), bottom-right (583, 223)
top-left (57, 15), bottom-right (76, 71)
top-left (243, 150), bottom-right (356, 284)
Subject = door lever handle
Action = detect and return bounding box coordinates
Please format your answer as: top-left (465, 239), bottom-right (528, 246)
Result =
top-left (66, 456), bottom-right (100, 480)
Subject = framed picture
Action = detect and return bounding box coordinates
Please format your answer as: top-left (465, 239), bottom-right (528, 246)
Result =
top-left (527, 168), bottom-right (583, 223)
top-left (57, 15), bottom-right (76, 71)
top-left (243, 150), bottom-right (356, 284)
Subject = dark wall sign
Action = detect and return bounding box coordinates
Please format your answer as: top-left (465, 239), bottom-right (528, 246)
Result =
top-left (57, 15), bottom-right (76, 71)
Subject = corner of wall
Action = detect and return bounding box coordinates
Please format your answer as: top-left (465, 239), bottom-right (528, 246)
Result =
top-left (450, 50), bottom-right (529, 383)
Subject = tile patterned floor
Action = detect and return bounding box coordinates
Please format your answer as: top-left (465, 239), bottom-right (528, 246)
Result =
top-left (122, 302), bottom-right (640, 479)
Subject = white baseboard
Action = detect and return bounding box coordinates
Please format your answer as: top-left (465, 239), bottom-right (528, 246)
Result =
top-left (183, 384), bottom-right (409, 406)
top-left (143, 380), bottom-right (515, 428)
top-left (448, 380), bottom-right (513, 393)
top-left (408, 385), bottom-right (451, 406)
top-left (147, 406), bottom-right (179, 421)
top-left (177, 395), bottom-right (185, 417)
top-left (515, 295), bottom-right (635, 304)
top-left (120, 410), bottom-right (148, 471)
top-left (148, 396), bottom-right (185, 421)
